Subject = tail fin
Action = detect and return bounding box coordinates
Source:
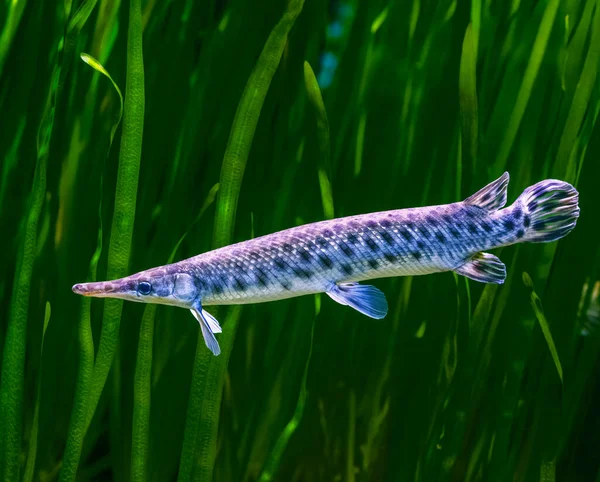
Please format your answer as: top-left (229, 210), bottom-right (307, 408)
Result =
top-left (515, 179), bottom-right (580, 243)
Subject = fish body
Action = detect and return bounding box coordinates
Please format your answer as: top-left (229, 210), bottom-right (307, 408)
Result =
top-left (73, 173), bottom-right (580, 355)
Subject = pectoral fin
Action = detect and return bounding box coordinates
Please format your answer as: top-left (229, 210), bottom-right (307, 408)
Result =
top-left (190, 306), bottom-right (221, 356)
top-left (454, 252), bottom-right (506, 284)
top-left (326, 282), bottom-right (388, 319)
top-left (201, 309), bottom-right (222, 333)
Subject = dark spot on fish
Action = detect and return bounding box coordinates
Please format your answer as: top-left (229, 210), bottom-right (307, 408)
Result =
top-left (366, 220), bottom-right (377, 229)
top-left (516, 229), bottom-right (524, 239)
top-left (316, 236), bottom-right (328, 247)
top-left (380, 231), bottom-right (395, 244)
top-left (524, 215), bottom-right (531, 228)
top-left (399, 229), bottom-right (412, 241)
top-left (341, 263), bottom-right (353, 275)
top-left (412, 251), bottom-right (422, 260)
top-left (533, 220), bottom-right (546, 231)
top-left (249, 251), bottom-right (260, 260)
top-left (380, 219), bottom-right (392, 228)
top-left (319, 254), bottom-right (333, 269)
top-left (436, 233), bottom-right (446, 244)
top-left (503, 219), bottom-right (515, 231)
top-left (333, 223), bottom-right (345, 233)
top-left (552, 190), bottom-right (570, 200)
top-left (481, 192), bottom-right (491, 202)
top-left (212, 282), bottom-right (224, 295)
top-left (449, 227), bottom-right (460, 238)
top-left (465, 210), bottom-right (476, 218)
top-left (234, 277), bottom-right (247, 291)
top-left (282, 243), bottom-right (294, 252)
top-left (196, 279), bottom-right (209, 291)
top-left (323, 229), bottom-right (334, 237)
top-left (542, 202), bottom-right (558, 213)
top-left (340, 243), bottom-right (354, 257)
top-left (418, 227), bottom-right (431, 239)
top-left (513, 208), bottom-right (522, 219)
top-left (274, 257), bottom-right (287, 270)
top-left (365, 237), bottom-right (378, 252)
top-left (255, 268), bottom-right (269, 287)
top-left (347, 233), bottom-right (359, 245)
top-left (481, 222), bottom-right (492, 233)
top-left (467, 223), bottom-right (477, 234)
top-left (442, 214), bottom-right (453, 223)
top-left (299, 249), bottom-right (312, 262)
top-left (293, 267), bottom-right (312, 279)
top-left (417, 241), bottom-right (425, 250)
top-left (368, 259), bottom-right (379, 269)
top-left (385, 253), bottom-right (396, 263)
top-left (406, 222), bottom-right (414, 229)
top-left (281, 280), bottom-right (292, 290)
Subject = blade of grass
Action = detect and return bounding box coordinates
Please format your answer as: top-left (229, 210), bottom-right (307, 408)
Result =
top-left (522, 272), bottom-right (563, 384)
top-left (459, 23), bottom-right (478, 176)
top-left (554, 0), bottom-right (600, 181)
top-left (60, 52), bottom-right (123, 482)
top-left (85, 0), bottom-right (145, 431)
top-left (22, 302), bottom-right (51, 482)
top-left (0, 0), bottom-right (28, 79)
top-left (59, 225), bottom-right (102, 482)
top-left (131, 304), bottom-right (156, 482)
top-left (494, 0), bottom-right (560, 171)
top-left (0, 55), bottom-right (49, 482)
top-left (304, 61), bottom-right (334, 219)
top-left (178, 1), bottom-right (305, 480)
top-left (258, 314), bottom-right (315, 481)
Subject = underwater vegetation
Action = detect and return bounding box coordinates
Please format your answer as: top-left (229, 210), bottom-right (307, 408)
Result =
top-left (1, 0), bottom-right (600, 480)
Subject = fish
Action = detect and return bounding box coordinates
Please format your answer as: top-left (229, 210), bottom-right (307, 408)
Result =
top-left (72, 172), bottom-right (580, 356)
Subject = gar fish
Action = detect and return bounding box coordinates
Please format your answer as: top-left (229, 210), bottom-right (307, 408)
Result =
top-left (73, 173), bottom-right (580, 356)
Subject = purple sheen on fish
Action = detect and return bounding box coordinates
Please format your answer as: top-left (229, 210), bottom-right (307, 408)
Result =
top-left (72, 172), bottom-right (580, 356)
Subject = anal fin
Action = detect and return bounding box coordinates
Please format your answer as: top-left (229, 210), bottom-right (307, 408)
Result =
top-left (454, 252), bottom-right (506, 284)
top-left (326, 282), bottom-right (388, 319)
top-left (190, 306), bottom-right (221, 356)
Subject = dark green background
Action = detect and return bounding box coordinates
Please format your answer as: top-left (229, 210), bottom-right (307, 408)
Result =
top-left (1, 0), bottom-right (600, 480)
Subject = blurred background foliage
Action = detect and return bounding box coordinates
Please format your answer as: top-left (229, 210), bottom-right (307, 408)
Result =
top-left (1, 0), bottom-right (600, 480)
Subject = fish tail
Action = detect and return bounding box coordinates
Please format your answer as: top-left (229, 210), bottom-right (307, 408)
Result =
top-left (514, 179), bottom-right (580, 243)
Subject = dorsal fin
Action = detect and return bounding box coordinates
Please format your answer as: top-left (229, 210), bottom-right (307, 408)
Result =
top-left (464, 172), bottom-right (510, 212)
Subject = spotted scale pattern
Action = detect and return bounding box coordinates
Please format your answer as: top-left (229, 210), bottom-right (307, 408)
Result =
top-left (181, 201), bottom-right (517, 306)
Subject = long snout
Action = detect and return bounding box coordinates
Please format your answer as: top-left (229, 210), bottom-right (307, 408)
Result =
top-left (72, 280), bottom-right (127, 297)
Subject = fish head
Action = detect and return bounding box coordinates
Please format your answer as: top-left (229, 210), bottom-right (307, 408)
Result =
top-left (72, 268), bottom-right (199, 308)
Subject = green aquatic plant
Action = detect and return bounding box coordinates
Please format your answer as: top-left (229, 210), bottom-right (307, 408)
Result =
top-left (1, 0), bottom-right (600, 481)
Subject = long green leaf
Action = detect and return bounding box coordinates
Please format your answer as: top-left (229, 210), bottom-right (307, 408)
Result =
top-left (131, 304), bottom-right (157, 482)
top-left (22, 302), bottom-right (51, 482)
top-left (459, 23), bottom-right (478, 175)
top-left (554, 0), bottom-right (600, 181)
top-left (304, 61), bottom-right (334, 219)
top-left (85, 0), bottom-right (145, 431)
top-left (494, 0), bottom-right (559, 171)
top-left (178, 1), bottom-right (304, 480)
top-left (523, 272), bottom-right (563, 384)
top-left (0, 51), bottom-right (49, 482)
top-left (258, 315), bottom-right (315, 481)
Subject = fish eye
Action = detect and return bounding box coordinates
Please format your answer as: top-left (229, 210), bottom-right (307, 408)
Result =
top-left (138, 281), bottom-right (152, 295)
